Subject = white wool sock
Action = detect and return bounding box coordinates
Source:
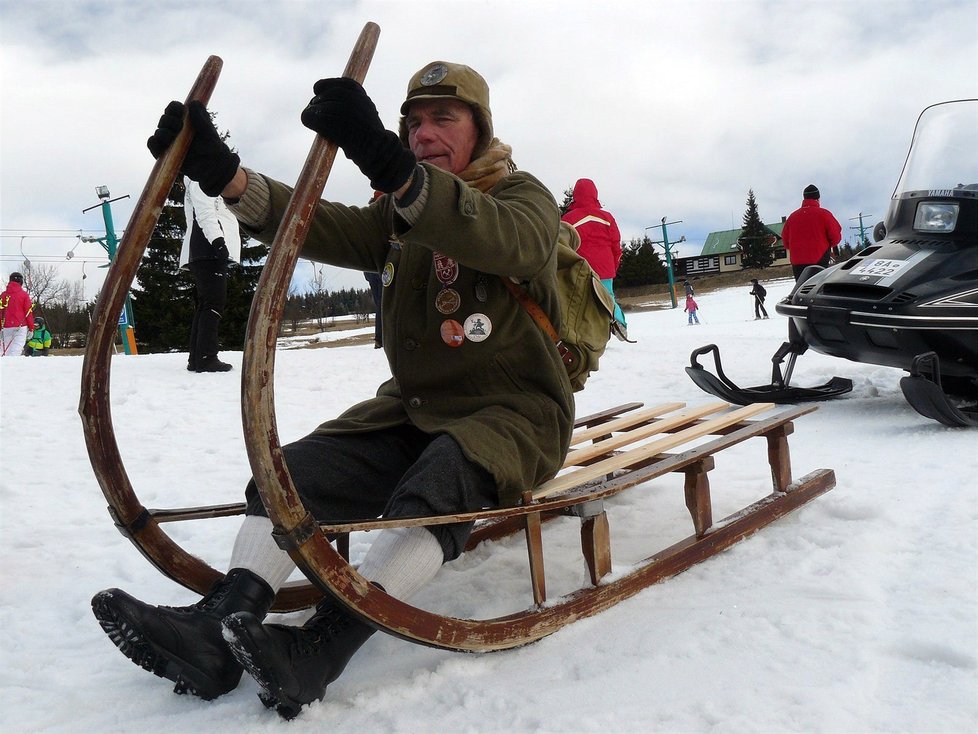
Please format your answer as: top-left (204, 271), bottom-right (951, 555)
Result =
top-left (356, 526), bottom-right (445, 601)
top-left (228, 515), bottom-right (296, 591)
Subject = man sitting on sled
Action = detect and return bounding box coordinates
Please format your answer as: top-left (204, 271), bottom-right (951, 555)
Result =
top-left (92, 61), bottom-right (573, 719)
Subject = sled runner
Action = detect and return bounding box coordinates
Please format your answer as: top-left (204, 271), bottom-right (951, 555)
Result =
top-left (81, 24), bottom-right (836, 652)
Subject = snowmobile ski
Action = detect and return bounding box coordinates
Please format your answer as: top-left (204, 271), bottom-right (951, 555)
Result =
top-left (900, 352), bottom-right (978, 427)
top-left (685, 343), bottom-right (852, 405)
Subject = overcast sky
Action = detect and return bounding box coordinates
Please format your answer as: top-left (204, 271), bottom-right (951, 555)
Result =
top-left (1, 0), bottom-right (976, 297)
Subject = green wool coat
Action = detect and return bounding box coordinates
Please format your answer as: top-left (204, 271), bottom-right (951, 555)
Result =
top-left (250, 164), bottom-right (574, 506)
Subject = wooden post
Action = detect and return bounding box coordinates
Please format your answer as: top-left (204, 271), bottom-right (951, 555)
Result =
top-left (766, 423), bottom-right (794, 492)
top-left (581, 511), bottom-right (612, 584)
top-left (684, 457), bottom-right (714, 537)
top-left (522, 490), bottom-right (547, 605)
top-left (335, 533), bottom-right (350, 561)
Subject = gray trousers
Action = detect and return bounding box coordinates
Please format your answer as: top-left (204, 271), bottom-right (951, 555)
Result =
top-left (244, 425), bottom-right (498, 561)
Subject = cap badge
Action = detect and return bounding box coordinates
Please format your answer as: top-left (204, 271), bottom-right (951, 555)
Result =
top-left (420, 64), bottom-right (449, 86)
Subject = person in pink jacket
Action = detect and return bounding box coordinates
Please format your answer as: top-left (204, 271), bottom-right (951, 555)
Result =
top-left (0, 272), bottom-right (35, 357)
top-left (561, 178), bottom-right (627, 332)
top-left (684, 294), bottom-right (700, 325)
top-left (781, 184), bottom-right (842, 281)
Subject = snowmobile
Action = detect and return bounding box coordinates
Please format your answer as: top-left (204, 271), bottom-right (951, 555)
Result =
top-left (687, 99), bottom-right (978, 427)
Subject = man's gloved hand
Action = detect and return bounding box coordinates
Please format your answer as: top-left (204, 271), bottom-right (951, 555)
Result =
top-left (212, 237), bottom-right (230, 261)
top-left (147, 100), bottom-right (240, 197)
top-left (300, 78), bottom-right (416, 193)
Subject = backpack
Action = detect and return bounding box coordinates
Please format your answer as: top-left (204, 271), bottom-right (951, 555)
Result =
top-left (503, 222), bottom-right (616, 391)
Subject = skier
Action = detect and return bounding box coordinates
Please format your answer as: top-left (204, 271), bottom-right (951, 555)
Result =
top-left (0, 272), bottom-right (35, 357)
top-left (749, 278), bottom-right (769, 319)
top-left (685, 293), bottom-right (700, 325)
top-left (26, 316), bottom-right (52, 355)
top-left (92, 61), bottom-right (573, 719)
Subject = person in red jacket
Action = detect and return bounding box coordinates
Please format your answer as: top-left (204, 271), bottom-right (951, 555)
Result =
top-left (781, 184), bottom-right (843, 281)
top-left (561, 178), bottom-right (627, 332)
top-left (0, 272), bottom-right (35, 357)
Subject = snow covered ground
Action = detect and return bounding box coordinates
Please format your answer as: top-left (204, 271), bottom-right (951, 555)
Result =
top-left (2, 277), bottom-right (976, 733)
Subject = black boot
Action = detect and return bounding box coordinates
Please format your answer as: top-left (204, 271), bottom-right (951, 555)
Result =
top-left (91, 568), bottom-right (275, 700)
top-left (196, 355), bottom-right (232, 372)
top-left (223, 594), bottom-right (376, 719)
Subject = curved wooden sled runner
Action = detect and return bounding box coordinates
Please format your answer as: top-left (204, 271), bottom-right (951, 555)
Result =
top-left (81, 22), bottom-right (836, 650)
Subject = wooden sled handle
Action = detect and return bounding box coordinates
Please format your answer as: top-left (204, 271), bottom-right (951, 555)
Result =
top-left (78, 57), bottom-right (238, 598)
top-left (239, 22), bottom-right (380, 610)
top-left (241, 21), bottom-right (380, 532)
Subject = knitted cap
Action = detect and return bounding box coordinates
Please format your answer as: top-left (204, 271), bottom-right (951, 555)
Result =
top-left (9, 271), bottom-right (23, 284)
top-left (803, 184), bottom-right (820, 200)
top-left (398, 61), bottom-right (493, 158)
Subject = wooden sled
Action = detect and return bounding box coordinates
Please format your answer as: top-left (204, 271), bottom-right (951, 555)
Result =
top-left (79, 22), bottom-right (836, 652)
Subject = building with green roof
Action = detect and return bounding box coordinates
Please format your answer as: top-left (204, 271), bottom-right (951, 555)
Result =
top-left (677, 220), bottom-right (789, 278)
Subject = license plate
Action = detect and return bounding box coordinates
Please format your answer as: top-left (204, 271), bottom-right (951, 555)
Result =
top-left (849, 258), bottom-right (911, 278)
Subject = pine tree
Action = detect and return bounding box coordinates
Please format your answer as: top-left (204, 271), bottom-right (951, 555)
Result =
top-left (558, 186), bottom-right (574, 216)
top-left (738, 189), bottom-right (775, 269)
top-left (132, 177), bottom-right (268, 353)
top-left (614, 237), bottom-right (668, 287)
top-left (132, 179), bottom-right (194, 352)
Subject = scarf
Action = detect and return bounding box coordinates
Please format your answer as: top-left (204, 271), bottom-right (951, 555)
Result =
top-left (458, 138), bottom-right (517, 193)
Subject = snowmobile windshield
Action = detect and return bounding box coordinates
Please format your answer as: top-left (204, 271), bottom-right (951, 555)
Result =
top-left (893, 99), bottom-right (978, 199)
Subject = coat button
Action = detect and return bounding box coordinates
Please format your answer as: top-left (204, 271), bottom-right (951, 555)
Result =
top-left (412, 277), bottom-right (425, 289)
top-left (404, 339), bottom-right (418, 351)
top-left (463, 202), bottom-right (474, 215)
top-left (408, 396), bottom-right (423, 408)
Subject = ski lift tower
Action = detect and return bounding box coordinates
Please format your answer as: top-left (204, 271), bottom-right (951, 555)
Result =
top-left (645, 217), bottom-right (684, 308)
top-left (83, 185), bottom-right (137, 354)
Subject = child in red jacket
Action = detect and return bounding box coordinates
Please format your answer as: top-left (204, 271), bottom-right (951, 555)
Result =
top-left (684, 294), bottom-right (700, 325)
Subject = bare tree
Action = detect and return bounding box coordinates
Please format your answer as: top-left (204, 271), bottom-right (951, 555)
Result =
top-left (22, 263), bottom-right (70, 315)
top-left (308, 264), bottom-right (336, 330)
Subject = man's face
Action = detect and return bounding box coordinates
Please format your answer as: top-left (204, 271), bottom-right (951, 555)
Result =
top-left (405, 98), bottom-right (479, 175)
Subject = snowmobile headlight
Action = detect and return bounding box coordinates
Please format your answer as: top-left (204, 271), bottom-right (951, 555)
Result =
top-left (913, 202), bottom-right (959, 232)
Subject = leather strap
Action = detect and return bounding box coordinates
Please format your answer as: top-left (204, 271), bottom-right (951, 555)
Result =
top-left (501, 277), bottom-right (576, 368)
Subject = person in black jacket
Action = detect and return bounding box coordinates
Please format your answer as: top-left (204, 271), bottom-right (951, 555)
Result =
top-left (749, 278), bottom-right (769, 319)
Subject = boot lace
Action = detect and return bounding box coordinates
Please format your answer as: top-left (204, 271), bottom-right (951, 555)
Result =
top-left (295, 608), bottom-right (352, 657)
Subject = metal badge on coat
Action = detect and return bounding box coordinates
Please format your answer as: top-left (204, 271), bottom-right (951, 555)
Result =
top-left (464, 313), bottom-right (492, 342)
top-left (433, 252), bottom-right (458, 285)
top-left (381, 261), bottom-right (395, 287)
top-left (435, 288), bottom-right (461, 314)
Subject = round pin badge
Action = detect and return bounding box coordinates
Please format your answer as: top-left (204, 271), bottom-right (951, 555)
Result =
top-left (440, 319), bottom-right (465, 348)
top-left (420, 63), bottom-right (449, 86)
top-left (435, 288), bottom-right (461, 315)
top-left (464, 313), bottom-right (492, 342)
top-left (381, 261), bottom-right (395, 287)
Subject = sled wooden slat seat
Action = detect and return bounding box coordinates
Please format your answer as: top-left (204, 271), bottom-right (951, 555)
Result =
top-left (313, 401), bottom-right (827, 611)
top-left (130, 402), bottom-right (645, 527)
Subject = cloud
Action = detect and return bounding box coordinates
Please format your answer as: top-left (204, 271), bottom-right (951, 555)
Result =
top-left (1, 0), bottom-right (975, 295)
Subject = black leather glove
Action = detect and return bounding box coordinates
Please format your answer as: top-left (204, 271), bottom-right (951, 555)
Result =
top-left (212, 237), bottom-right (230, 261)
top-left (147, 101), bottom-right (240, 197)
top-left (300, 78), bottom-right (416, 193)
